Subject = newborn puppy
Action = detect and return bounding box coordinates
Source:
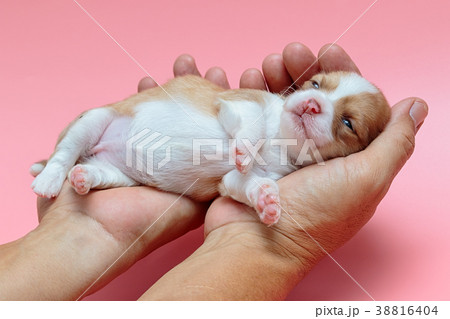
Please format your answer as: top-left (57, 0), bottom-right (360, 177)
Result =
top-left (30, 72), bottom-right (390, 225)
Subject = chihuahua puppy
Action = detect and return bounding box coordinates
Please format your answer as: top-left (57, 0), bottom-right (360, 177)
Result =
top-left (30, 72), bottom-right (390, 225)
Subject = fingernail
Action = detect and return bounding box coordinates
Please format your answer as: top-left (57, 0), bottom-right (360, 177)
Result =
top-left (409, 101), bottom-right (428, 131)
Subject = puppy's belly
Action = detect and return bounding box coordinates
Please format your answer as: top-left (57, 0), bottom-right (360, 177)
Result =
top-left (89, 101), bottom-right (233, 200)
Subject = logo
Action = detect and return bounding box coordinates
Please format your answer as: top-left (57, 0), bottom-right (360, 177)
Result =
top-left (126, 129), bottom-right (172, 175)
top-left (126, 129), bottom-right (325, 175)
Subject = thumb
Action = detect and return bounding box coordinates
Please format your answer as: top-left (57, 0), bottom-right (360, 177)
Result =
top-left (358, 97), bottom-right (428, 185)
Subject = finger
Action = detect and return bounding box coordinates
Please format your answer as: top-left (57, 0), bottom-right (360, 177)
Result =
top-left (205, 67), bottom-right (231, 89)
top-left (262, 53), bottom-right (293, 93)
top-left (318, 43), bottom-right (361, 74)
top-left (353, 98), bottom-right (428, 189)
top-left (239, 68), bottom-right (267, 90)
top-left (173, 54), bottom-right (202, 77)
top-left (282, 42), bottom-right (319, 87)
top-left (137, 77), bottom-right (158, 92)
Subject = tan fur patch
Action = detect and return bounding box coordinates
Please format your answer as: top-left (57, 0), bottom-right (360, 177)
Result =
top-left (325, 91), bottom-right (391, 158)
top-left (109, 75), bottom-right (276, 118)
top-left (299, 71), bottom-right (391, 160)
top-left (302, 72), bottom-right (343, 92)
top-left (110, 75), bottom-right (226, 117)
top-left (217, 88), bottom-right (274, 106)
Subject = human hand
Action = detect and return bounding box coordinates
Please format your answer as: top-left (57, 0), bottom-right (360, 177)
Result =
top-left (138, 54), bottom-right (232, 91)
top-left (0, 182), bottom-right (205, 301)
top-left (33, 181), bottom-right (205, 299)
top-left (205, 42), bottom-right (427, 272)
top-left (139, 43), bottom-right (428, 300)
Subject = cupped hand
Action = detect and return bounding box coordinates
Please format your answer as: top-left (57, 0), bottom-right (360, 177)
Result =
top-left (147, 43), bottom-right (427, 273)
top-left (219, 44), bottom-right (427, 270)
top-left (37, 182), bottom-right (205, 253)
top-left (35, 182), bottom-right (206, 299)
top-left (36, 70), bottom-right (212, 297)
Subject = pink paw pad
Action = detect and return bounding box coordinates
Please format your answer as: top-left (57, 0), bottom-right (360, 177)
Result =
top-left (69, 165), bottom-right (91, 195)
top-left (235, 147), bottom-right (252, 174)
top-left (256, 184), bottom-right (281, 226)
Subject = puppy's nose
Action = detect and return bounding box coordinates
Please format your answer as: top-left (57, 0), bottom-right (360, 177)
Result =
top-left (304, 99), bottom-right (321, 114)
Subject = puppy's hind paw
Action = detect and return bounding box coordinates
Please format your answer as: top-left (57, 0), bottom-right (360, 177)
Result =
top-left (68, 165), bottom-right (92, 195)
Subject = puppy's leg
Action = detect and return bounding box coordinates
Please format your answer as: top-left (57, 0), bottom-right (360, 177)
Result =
top-left (219, 169), bottom-right (281, 225)
top-left (68, 158), bottom-right (137, 195)
top-left (218, 99), bottom-right (267, 174)
top-left (31, 107), bottom-right (115, 197)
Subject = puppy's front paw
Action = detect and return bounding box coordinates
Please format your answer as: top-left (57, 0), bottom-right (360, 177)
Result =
top-left (68, 165), bottom-right (91, 195)
top-left (31, 167), bottom-right (65, 198)
top-left (255, 183), bottom-right (281, 226)
top-left (234, 146), bottom-right (253, 174)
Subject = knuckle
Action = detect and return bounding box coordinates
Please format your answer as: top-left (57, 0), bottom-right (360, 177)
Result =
top-left (397, 130), bottom-right (416, 161)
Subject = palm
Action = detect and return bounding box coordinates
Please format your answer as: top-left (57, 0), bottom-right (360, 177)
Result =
top-left (204, 153), bottom-right (384, 255)
top-left (37, 182), bottom-right (205, 249)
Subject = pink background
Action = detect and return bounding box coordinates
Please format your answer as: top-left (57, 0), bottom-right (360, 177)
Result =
top-left (1, 0), bottom-right (449, 300)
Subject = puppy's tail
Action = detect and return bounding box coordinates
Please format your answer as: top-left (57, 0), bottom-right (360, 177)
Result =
top-left (29, 160), bottom-right (47, 177)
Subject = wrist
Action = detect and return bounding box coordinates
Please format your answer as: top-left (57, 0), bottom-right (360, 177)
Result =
top-left (207, 221), bottom-right (316, 280)
top-left (0, 209), bottom-right (120, 300)
top-left (142, 222), bottom-right (311, 300)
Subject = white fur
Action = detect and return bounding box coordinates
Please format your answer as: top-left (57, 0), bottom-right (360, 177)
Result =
top-left (280, 88), bottom-right (335, 159)
top-left (329, 73), bottom-right (378, 101)
top-left (122, 101), bottom-right (231, 198)
top-left (68, 159), bottom-right (137, 195)
top-left (31, 108), bottom-right (114, 197)
top-left (219, 169), bottom-right (281, 225)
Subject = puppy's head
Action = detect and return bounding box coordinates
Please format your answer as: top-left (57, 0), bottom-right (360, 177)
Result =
top-left (280, 71), bottom-right (391, 163)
